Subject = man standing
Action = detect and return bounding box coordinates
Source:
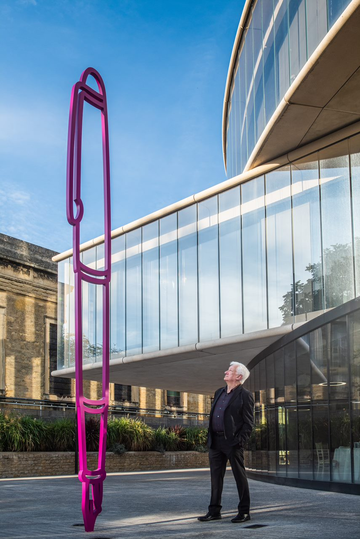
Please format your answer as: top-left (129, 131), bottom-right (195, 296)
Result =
top-left (198, 362), bottom-right (254, 524)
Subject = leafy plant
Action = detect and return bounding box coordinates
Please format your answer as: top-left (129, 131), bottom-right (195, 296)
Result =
top-left (153, 427), bottom-right (179, 451)
top-left (85, 417), bottom-right (100, 452)
top-left (107, 417), bottom-right (153, 451)
top-left (184, 427), bottom-right (208, 449)
top-left (0, 414), bottom-right (47, 452)
top-left (47, 419), bottom-right (75, 451)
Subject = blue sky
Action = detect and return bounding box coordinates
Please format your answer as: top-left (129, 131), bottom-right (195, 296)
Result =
top-left (0, 0), bottom-right (243, 253)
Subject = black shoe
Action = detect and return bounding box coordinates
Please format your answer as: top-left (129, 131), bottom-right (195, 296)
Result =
top-left (198, 512), bottom-right (222, 522)
top-left (231, 513), bottom-right (250, 523)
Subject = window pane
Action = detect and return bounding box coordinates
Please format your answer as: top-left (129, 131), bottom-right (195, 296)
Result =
top-left (263, 0), bottom-right (276, 125)
top-left (284, 342), bottom-right (297, 404)
top-left (313, 404), bottom-right (330, 481)
top-left (289, 0), bottom-right (307, 84)
top-left (266, 354), bottom-right (275, 406)
top-left (266, 167), bottom-right (293, 327)
top-left (239, 50), bottom-right (248, 170)
top-left (298, 408), bottom-right (313, 479)
top-left (178, 206), bottom-right (198, 345)
top-left (252, 0), bottom-right (265, 142)
top-left (331, 403), bottom-right (351, 483)
top-left (95, 245), bottom-right (104, 364)
top-left (242, 176), bottom-right (267, 332)
top-left (349, 310), bottom-right (360, 483)
top-left (296, 336), bottom-right (311, 403)
top-left (198, 196), bottom-right (219, 341)
top-left (274, 0), bottom-right (290, 105)
top-left (57, 259), bottom-right (71, 368)
top-left (111, 235), bottom-right (125, 358)
top-left (349, 134), bottom-right (360, 295)
top-left (320, 142), bottom-right (354, 309)
top-left (142, 222), bottom-right (159, 353)
top-left (310, 327), bottom-right (329, 402)
top-left (219, 188), bottom-right (242, 337)
top-left (245, 20), bottom-right (255, 164)
top-left (291, 156), bottom-right (323, 320)
top-left (327, 0), bottom-right (351, 28)
top-left (306, 0), bottom-right (327, 57)
top-left (329, 318), bottom-right (349, 401)
top-left (160, 214), bottom-right (178, 349)
top-left (82, 248), bottom-right (96, 364)
top-left (126, 229), bottom-right (142, 356)
top-left (286, 407), bottom-right (299, 478)
top-left (167, 390), bottom-right (180, 407)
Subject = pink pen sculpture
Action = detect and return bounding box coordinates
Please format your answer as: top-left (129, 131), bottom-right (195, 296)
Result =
top-left (66, 67), bottom-right (111, 532)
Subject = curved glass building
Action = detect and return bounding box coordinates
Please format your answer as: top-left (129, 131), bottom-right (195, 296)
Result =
top-left (55, 0), bottom-right (360, 492)
top-left (223, 0), bottom-right (353, 177)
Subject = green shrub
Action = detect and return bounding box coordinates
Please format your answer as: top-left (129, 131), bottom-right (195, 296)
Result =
top-left (107, 417), bottom-right (153, 451)
top-left (47, 419), bottom-right (75, 451)
top-left (0, 414), bottom-right (48, 452)
top-left (85, 417), bottom-right (100, 452)
top-left (168, 425), bottom-right (187, 450)
top-left (153, 427), bottom-right (179, 452)
top-left (0, 411), bottom-right (209, 453)
top-left (184, 426), bottom-right (208, 450)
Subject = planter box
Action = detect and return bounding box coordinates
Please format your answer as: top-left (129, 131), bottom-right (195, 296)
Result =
top-left (0, 451), bottom-right (209, 479)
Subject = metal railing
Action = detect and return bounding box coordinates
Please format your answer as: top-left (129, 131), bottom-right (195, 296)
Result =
top-left (0, 396), bottom-right (209, 426)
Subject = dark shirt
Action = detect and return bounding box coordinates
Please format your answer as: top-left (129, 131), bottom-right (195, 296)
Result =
top-left (211, 387), bottom-right (233, 433)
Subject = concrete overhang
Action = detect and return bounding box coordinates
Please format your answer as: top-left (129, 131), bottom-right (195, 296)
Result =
top-left (244, 0), bottom-right (360, 171)
top-left (52, 323), bottom-right (302, 395)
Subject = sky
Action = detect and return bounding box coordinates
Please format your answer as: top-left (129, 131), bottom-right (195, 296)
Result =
top-left (0, 0), bottom-right (243, 254)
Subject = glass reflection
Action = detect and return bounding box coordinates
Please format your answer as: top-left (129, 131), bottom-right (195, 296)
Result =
top-left (219, 188), bottom-right (242, 337)
top-left (266, 167), bottom-right (293, 327)
top-left (198, 196), bottom-right (219, 342)
top-left (226, 0), bottom-right (352, 176)
top-left (320, 142), bottom-right (354, 308)
top-left (242, 176), bottom-right (267, 332)
top-left (178, 206), bottom-right (198, 346)
top-left (142, 222), bottom-right (160, 353)
top-left (349, 310), bottom-right (360, 483)
top-left (110, 235), bottom-right (125, 359)
top-left (306, 0), bottom-right (327, 57)
top-left (313, 404), bottom-right (330, 481)
top-left (330, 403), bottom-right (351, 483)
top-left (126, 229), bottom-right (142, 356)
top-left (160, 214), bottom-right (178, 349)
top-left (349, 135), bottom-right (360, 295)
top-left (298, 407), bottom-right (313, 479)
top-left (296, 336), bottom-right (311, 402)
top-left (82, 248), bottom-right (96, 364)
top-left (249, 303), bottom-right (360, 485)
top-left (57, 259), bottom-right (68, 369)
top-left (291, 156), bottom-right (323, 321)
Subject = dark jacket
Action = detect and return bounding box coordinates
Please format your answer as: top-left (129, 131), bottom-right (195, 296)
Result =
top-left (207, 385), bottom-right (254, 448)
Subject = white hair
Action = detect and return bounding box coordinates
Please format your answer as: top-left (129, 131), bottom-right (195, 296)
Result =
top-left (230, 362), bottom-right (250, 384)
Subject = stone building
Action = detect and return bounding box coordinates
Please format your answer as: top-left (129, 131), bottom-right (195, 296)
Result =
top-left (0, 233), bottom-right (210, 420)
top-left (0, 234), bottom-right (58, 401)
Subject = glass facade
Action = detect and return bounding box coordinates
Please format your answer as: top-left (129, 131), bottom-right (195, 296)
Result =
top-left (245, 298), bottom-right (360, 488)
top-left (57, 132), bottom-right (360, 368)
top-left (225, 0), bottom-right (352, 177)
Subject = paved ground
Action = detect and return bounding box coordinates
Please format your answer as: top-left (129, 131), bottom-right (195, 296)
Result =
top-left (0, 468), bottom-right (359, 539)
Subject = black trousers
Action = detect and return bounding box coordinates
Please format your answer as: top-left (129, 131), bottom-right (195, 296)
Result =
top-left (208, 433), bottom-right (250, 515)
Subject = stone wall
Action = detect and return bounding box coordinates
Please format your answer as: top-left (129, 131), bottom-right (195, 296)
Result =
top-left (0, 451), bottom-right (209, 478)
top-left (0, 234), bottom-right (58, 399)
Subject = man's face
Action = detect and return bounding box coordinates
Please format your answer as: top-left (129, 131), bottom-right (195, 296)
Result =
top-left (224, 365), bottom-right (242, 384)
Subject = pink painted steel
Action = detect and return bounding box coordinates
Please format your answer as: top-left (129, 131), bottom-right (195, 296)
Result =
top-left (66, 67), bottom-right (111, 532)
